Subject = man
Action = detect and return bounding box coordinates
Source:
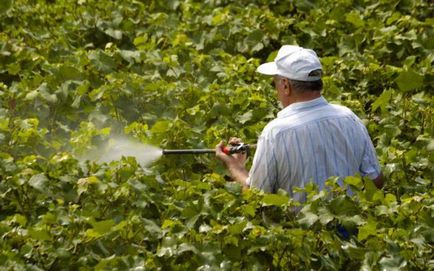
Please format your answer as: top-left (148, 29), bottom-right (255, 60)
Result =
top-left (216, 45), bottom-right (383, 200)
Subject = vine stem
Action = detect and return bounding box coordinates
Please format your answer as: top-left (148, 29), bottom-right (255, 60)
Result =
top-left (110, 95), bottom-right (121, 121)
top-left (276, 245), bottom-right (289, 268)
top-left (13, 189), bottom-right (25, 214)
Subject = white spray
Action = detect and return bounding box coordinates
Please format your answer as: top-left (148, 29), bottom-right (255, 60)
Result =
top-left (80, 136), bottom-right (163, 167)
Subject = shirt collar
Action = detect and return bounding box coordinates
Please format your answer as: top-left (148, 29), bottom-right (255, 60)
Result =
top-left (277, 96), bottom-right (328, 118)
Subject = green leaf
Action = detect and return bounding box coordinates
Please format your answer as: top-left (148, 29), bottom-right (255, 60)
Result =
top-left (395, 69), bottom-right (424, 92)
top-left (245, 30), bottom-right (264, 52)
top-left (225, 182), bottom-right (242, 195)
top-left (329, 196), bottom-right (358, 216)
top-left (85, 229), bottom-right (101, 239)
top-left (105, 28), bottom-right (122, 40)
top-left (343, 175), bottom-right (362, 187)
top-left (120, 50), bottom-right (141, 64)
top-left (242, 205), bottom-right (256, 217)
top-left (0, 0), bottom-right (13, 15)
top-left (358, 218), bottom-right (377, 241)
top-left (29, 228), bottom-right (51, 241)
top-left (211, 10), bottom-right (228, 26)
top-left (7, 63), bottom-right (20, 75)
top-left (363, 178), bottom-right (378, 201)
top-left (379, 255), bottom-right (407, 270)
top-left (411, 92), bottom-right (428, 105)
top-left (428, 140), bottom-right (434, 151)
top-left (0, 118), bottom-right (9, 131)
top-left (157, 237), bottom-right (176, 257)
top-left (372, 89), bottom-right (393, 112)
top-left (77, 176), bottom-right (99, 195)
top-left (266, 50), bottom-right (278, 62)
top-left (91, 219), bottom-right (115, 234)
top-left (95, 255), bottom-right (118, 271)
top-left (28, 173), bottom-right (49, 192)
top-left (318, 207), bottom-right (334, 225)
top-left (55, 65), bottom-right (83, 81)
top-left (298, 212), bottom-right (319, 227)
top-left (345, 11), bottom-right (365, 28)
top-left (133, 35), bottom-right (148, 48)
top-left (8, 214), bottom-right (27, 226)
top-left (228, 221), bottom-right (247, 234)
top-left (112, 220), bottom-right (127, 231)
top-left (384, 193), bottom-right (397, 206)
top-left (372, 190), bottom-right (384, 202)
top-left (150, 120), bottom-right (172, 134)
top-left (341, 215), bottom-right (365, 227)
top-left (41, 212), bottom-right (57, 224)
top-left (88, 50), bottom-right (116, 73)
top-left (262, 194), bottom-right (288, 206)
top-left (237, 110), bottom-right (253, 124)
top-left (143, 218), bottom-right (161, 235)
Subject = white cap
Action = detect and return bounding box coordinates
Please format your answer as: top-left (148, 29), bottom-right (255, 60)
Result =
top-left (256, 45), bottom-right (322, 81)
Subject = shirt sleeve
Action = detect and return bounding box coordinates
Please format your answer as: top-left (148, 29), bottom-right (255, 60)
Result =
top-left (359, 124), bottom-right (381, 180)
top-left (247, 136), bottom-right (278, 193)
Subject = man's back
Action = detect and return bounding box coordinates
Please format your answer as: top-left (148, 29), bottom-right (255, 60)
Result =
top-left (248, 96), bottom-right (381, 201)
top-left (216, 45), bottom-right (382, 196)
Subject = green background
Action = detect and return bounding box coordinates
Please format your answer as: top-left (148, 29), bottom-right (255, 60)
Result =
top-left (0, 0), bottom-right (433, 270)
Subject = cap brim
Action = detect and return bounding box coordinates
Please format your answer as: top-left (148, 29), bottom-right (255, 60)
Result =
top-left (256, 62), bottom-right (278, 75)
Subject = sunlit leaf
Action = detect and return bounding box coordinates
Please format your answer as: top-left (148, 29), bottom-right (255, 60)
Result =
top-left (91, 219), bottom-right (115, 234)
top-left (358, 218), bottom-right (377, 241)
top-left (298, 212), bottom-right (319, 227)
top-left (395, 69), bottom-right (424, 92)
top-left (28, 173), bottom-right (49, 192)
top-left (346, 11), bottom-right (365, 28)
top-left (29, 228), bottom-right (51, 241)
top-left (262, 194), bottom-right (288, 206)
top-left (372, 89), bottom-right (393, 112)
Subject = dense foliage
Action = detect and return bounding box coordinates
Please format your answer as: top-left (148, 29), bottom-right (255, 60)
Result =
top-left (0, 0), bottom-right (433, 270)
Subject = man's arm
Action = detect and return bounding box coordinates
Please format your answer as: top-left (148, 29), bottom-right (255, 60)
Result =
top-left (357, 120), bottom-right (384, 189)
top-left (215, 140), bottom-right (249, 189)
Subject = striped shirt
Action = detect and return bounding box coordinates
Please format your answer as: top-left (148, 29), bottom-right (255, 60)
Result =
top-left (247, 96), bottom-right (380, 201)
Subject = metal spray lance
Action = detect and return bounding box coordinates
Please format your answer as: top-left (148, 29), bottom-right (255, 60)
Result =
top-left (162, 143), bottom-right (256, 156)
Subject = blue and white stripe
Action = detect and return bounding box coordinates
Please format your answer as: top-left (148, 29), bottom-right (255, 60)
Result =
top-left (247, 96), bottom-right (380, 201)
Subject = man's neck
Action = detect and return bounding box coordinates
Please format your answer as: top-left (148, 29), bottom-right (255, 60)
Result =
top-left (289, 91), bottom-right (321, 105)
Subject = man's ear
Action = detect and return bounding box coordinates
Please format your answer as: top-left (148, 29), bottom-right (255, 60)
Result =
top-left (284, 79), bottom-right (291, 96)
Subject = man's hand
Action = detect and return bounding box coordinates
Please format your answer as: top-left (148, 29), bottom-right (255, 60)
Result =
top-left (216, 137), bottom-right (247, 166)
top-left (215, 137), bottom-right (249, 189)
top-left (373, 173), bottom-right (384, 189)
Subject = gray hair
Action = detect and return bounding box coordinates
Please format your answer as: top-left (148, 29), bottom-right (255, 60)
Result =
top-left (288, 69), bottom-right (323, 92)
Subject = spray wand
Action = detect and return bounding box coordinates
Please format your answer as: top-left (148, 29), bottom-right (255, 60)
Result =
top-left (162, 143), bottom-right (255, 156)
